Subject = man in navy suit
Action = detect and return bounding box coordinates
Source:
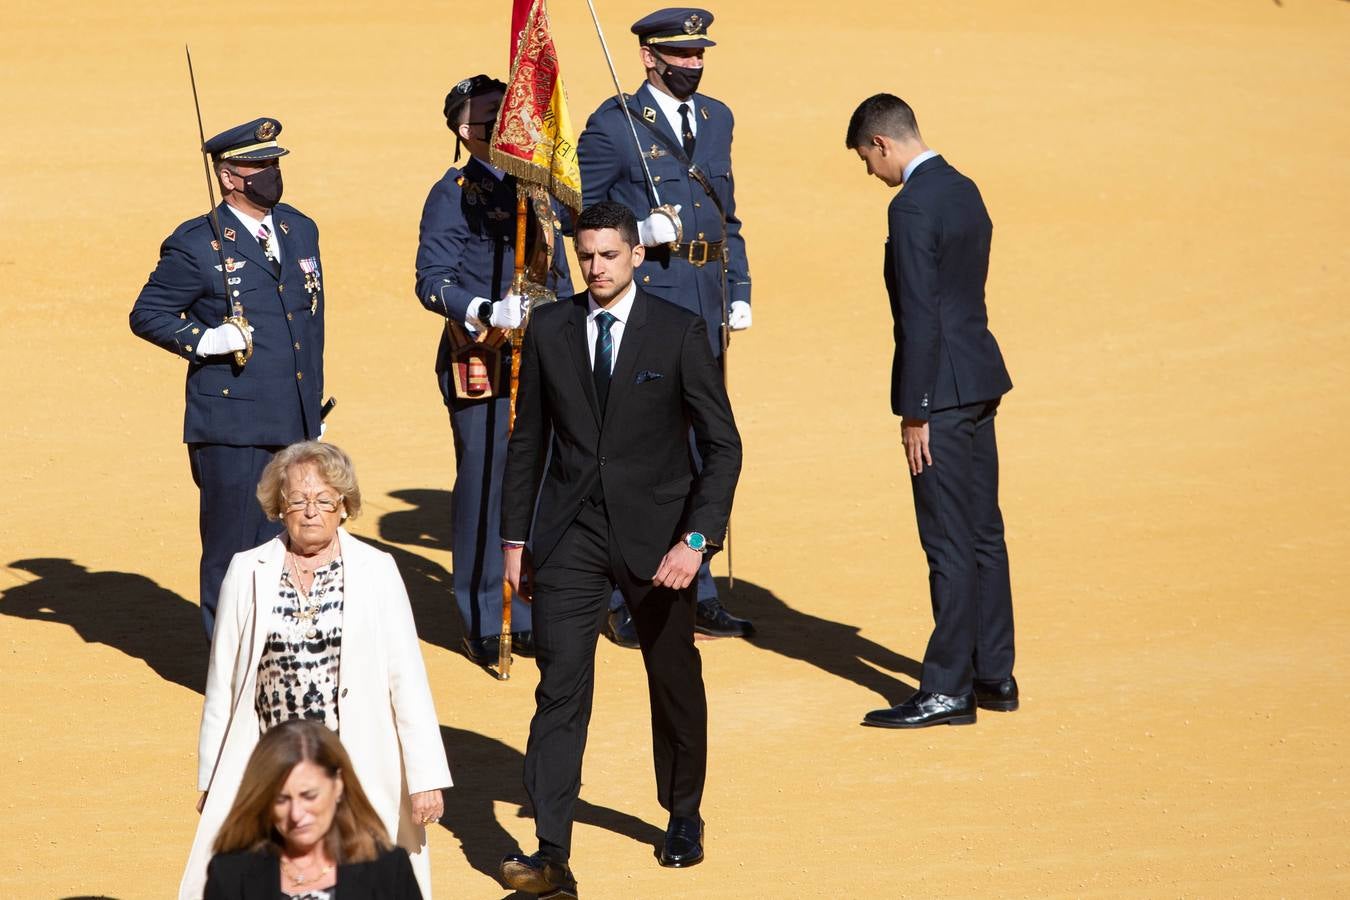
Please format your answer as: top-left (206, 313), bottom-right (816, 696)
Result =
top-left (846, 94), bottom-right (1020, 728)
top-left (131, 117), bottom-right (325, 638)
top-left (578, 6), bottom-right (753, 645)
top-left (415, 75), bottom-right (572, 666)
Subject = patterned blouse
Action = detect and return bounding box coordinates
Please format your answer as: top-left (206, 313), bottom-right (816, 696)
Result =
top-left (256, 557), bottom-right (344, 732)
top-left (285, 890), bottom-right (333, 900)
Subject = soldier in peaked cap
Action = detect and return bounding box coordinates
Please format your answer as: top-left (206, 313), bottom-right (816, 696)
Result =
top-left (414, 75), bottom-right (572, 668)
top-left (577, 7), bottom-right (755, 647)
top-left (130, 117), bottom-right (327, 638)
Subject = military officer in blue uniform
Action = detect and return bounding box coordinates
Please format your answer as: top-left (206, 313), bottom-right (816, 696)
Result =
top-left (578, 7), bottom-right (754, 644)
top-left (415, 75), bottom-right (572, 666)
top-left (130, 118), bottom-right (325, 638)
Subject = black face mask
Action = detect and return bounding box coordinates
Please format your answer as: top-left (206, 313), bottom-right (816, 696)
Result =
top-left (238, 166), bottom-right (284, 209)
top-left (654, 56), bottom-right (703, 99)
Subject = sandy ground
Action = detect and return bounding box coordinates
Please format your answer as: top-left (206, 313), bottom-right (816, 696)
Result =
top-left (3, 1), bottom-right (1349, 897)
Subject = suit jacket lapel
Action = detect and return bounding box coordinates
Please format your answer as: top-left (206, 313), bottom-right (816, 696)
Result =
top-left (249, 537), bottom-right (286, 661)
top-left (603, 290), bottom-right (649, 427)
top-left (632, 84), bottom-right (684, 159)
top-left (690, 92), bottom-right (717, 165)
top-left (564, 296), bottom-right (602, 427)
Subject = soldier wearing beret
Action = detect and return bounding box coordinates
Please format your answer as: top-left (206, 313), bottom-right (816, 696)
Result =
top-left (577, 6), bottom-right (754, 646)
top-left (414, 75), bottom-right (572, 667)
top-left (130, 118), bottom-right (326, 638)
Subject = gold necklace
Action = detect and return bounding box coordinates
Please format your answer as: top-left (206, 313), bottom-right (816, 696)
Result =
top-left (282, 854), bottom-right (334, 886)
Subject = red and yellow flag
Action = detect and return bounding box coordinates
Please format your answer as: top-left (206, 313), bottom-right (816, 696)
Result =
top-left (491, 0), bottom-right (582, 213)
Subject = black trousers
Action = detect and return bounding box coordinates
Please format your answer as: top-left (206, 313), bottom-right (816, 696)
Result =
top-left (909, 399), bottom-right (1015, 695)
top-left (524, 499), bottom-right (707, 864)
top-left (188, 443), bottom-right (283, 639)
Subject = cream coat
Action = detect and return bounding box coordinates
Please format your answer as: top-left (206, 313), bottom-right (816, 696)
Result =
top-left (178, 529), bottom-right (452, 900)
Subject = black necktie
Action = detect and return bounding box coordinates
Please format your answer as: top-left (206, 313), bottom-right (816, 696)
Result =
top-left (678, 103), bottom-right (696, 158)
top-left (593, 311), bottom-right (616, 411)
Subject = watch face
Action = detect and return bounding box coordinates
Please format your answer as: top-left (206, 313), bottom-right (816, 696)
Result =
top-left (686, 532), bottom-right (706, 551)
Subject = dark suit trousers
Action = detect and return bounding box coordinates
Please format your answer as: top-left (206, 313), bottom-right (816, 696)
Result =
top-left (525, 499), bottom-right (708, 864)
top-left (188, 443), bottom-right (283, 638)
top-left (909, 399), bottom-right (1015, 694)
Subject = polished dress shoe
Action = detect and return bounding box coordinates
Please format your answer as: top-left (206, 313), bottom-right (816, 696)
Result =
top-left (862, 691), bottom-right (977, 728)
top-left (500, 852), bottom-right (577, 897)
top-left (511, 630), bottom-right (537, 658)
top-left (695, 598), bottom-right (755, 638)
top-left (604, 606), bottom-right (640, 649)
top-left (461, 635), bottom-right (497, 666)
top-left (974, 676), bottom-right (1019, 711)
top-left (659, 816), bottom-right (704, 868)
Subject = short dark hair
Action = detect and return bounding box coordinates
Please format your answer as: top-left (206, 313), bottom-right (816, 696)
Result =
top-left (575, 201), bottom-right (640, 248)
top-left (845, 94), bottom-right (920, 149)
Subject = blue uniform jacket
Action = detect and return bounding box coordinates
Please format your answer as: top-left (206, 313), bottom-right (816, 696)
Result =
top-left (414, 157), bottom-right (572, 405)
top-left (130, 202), bottom-right (324, 445)
top-left (579, 82), bottom-right (750, 352)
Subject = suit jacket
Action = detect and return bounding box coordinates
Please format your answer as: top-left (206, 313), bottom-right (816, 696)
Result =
top-left (203, 846), bottom-right (421, 899)
top-left (501, 290), bottom-right (741, 579)
top-left (579, 83), bottom-right (749, 352)
top-left (181, 530), bottom-right (451, 900)
top-left (884, 155), bottom-right (1012, 418)
top-left (413, 158), bottom-right (572, 405)
top-left (130, 202), bottom-right (324, 445)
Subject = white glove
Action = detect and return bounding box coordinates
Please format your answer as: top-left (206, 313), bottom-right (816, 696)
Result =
top-left (728, 301), bottom-right (752, 331)
top-left (637, 205), bottom-right (682, 245)
top-left (196, 323), bottom-right (252, 357)
top-left (490, 292), bottom-right (529, 329)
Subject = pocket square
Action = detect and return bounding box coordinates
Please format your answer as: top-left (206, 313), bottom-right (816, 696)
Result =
top-left (635, 370), bottom-right (664, 384)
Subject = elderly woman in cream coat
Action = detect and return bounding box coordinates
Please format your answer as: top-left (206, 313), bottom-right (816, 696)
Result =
top-left (180, 442), bottom-right (452, 900)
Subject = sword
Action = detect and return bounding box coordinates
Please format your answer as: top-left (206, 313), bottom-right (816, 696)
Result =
top-left (185, 45), bottom-right (252, 367)
top-left (584, 0), bottom-right (680, 236)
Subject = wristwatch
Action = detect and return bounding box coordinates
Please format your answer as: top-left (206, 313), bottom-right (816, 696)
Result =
top-left (475, 299), bottom-right (494, 327)
top-left (682, 532), bottom-right (707, 553)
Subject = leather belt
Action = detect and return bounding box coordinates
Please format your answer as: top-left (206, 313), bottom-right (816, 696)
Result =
top-left (656, 240), bottom-right (726, 268)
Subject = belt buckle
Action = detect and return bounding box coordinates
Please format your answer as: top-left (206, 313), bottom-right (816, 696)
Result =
top-left (687, 240), bottom-right (709, 267)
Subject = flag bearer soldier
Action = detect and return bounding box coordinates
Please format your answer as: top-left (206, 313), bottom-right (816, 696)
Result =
top-left (415, 75), bottom-right (573, 667)
top-left (130, 118), bottom-right (326, 639)
top-left (578, 7), bottom-right (754, 646)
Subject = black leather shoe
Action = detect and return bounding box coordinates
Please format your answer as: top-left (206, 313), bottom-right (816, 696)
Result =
top-left (461, 635), bottom-right (498, 666)
top-left (510, 631), bottom-right (536, 658)
top-left (862, 691), bottom-right (977, 728)
top-left (695, 599), bottom-right (755, 638)
top-left (500, 852), bottom-right (577, 896)
top-left (974, 676), bottom-right (1019, 711)
top-left (604, 606), bottom-right (640, 649)
top-left (659, 816), bottom-right (704, 868)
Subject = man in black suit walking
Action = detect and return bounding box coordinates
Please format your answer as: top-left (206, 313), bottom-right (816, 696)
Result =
top-left (497, 201), bottom-right (742, 896)
top-left (846, 94), bottom-right (1019, 729)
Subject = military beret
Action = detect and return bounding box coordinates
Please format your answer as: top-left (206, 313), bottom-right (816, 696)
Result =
top-left (631, 7), bottom-right (716, 49)
top-left (444, 74), bottom-right (507, 128)
top-left (202, 117), bottom-right (289, 161)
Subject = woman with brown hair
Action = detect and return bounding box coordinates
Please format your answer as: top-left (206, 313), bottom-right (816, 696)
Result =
top-left (205, 719), bottom-right (421, 898)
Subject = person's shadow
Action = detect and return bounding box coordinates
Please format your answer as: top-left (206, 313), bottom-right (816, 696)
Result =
top-left (379, 488), bottom-right (454, 551)
top-left (718, 576), bottom-right (922, 705)
top-left (1, 558), bottom-right (205, 693)
top-left (436, 724), bottom-right (664, 895)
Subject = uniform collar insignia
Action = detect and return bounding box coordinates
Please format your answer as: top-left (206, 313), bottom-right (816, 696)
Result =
top-left (700, 106), bottom-right (709, 120)
top-left (278, 221), bottom-right (289, 234)
top-left (223, 227), bottom-right (237, 241)
top-left (643, 106), bottom-right (657, 123)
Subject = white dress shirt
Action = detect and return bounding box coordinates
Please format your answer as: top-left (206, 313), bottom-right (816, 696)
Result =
top-left (586, 280), bottom-right (638, 372)
top-left (903, 149), bottom-right (939, 184)
top-left (647, 82), bottom-right (697, 141)
top-left (226, 205), bottom-right (282, 264)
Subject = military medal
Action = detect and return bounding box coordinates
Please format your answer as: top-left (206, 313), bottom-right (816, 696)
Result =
top-left (299, 256), bottom-right (321, 315)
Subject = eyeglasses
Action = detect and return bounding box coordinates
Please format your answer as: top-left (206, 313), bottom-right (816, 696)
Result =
top-left (284, 494), bottom-right (343, 513)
